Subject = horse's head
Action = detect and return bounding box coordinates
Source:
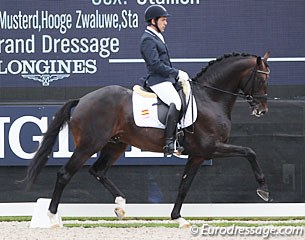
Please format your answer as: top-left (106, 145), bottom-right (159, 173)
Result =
top-left (241, 51), bottom-right (270, 117)
top-left (192, 52), bottom-right (271, 117)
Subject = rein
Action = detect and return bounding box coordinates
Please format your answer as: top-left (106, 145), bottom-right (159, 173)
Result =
top-left (202, 84), bottom-right (247, 99)
top-left (192, 81), bottom-right (257, 104)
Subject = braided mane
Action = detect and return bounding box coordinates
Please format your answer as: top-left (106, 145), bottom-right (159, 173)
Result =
top-left (192, 52), bottom-right (256, 81)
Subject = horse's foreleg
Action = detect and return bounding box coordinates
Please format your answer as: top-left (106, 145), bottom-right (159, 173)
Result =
top-left (89, 142), bottom-right (128, 220)
top-left (212, 143), bottom-right (269, 201)
top-left (171, 157), bottom-right (204, 228)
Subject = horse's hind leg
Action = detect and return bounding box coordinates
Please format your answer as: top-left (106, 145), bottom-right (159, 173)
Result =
top-left (89, 141), bottom-right (128, 219)
top-left (48, 148), bottom-right (94, 224)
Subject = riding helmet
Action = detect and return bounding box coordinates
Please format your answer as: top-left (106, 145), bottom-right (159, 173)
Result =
top-left (144, 5), bottom-right (170, 22)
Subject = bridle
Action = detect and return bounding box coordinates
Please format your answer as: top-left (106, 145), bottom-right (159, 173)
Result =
top-left (193, 62), bottom-right (270, 106)
top-left (240, 63), bottom-right (270, 106)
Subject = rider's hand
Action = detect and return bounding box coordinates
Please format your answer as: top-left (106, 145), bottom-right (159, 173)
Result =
top-left (178, 70), bottom-right (190, 83)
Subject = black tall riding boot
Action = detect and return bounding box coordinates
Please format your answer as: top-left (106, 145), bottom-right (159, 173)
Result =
top-left (164, 103), bottom-right (180, 156)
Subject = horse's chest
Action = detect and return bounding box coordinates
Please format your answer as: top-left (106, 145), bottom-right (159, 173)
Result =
top-left (217, 121), bottom-right (231, 142)
top-left (211, 114), bottom-right (232, 142)
top-left (193, 107), bottom-right (232, 144)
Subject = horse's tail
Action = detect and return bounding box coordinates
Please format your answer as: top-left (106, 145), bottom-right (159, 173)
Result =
top-left (20, 99), bottom-right (79, 190)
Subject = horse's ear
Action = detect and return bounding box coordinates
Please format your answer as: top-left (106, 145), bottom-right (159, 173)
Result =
top-left (263, 51), bottom-right (270, 61)
top-left (257, 56), bottom-right (262, 65)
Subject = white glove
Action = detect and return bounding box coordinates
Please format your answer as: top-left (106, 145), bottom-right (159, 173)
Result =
top-left (178, 70), bottom-right (190, 83)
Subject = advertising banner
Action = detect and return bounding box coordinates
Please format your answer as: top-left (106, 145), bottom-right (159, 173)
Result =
top-left (0, 105), bottom-right (193, 165)
top-left (0, 1), bottom-right (304, 165)
top-left (0, 0), bottom-right (304, 91)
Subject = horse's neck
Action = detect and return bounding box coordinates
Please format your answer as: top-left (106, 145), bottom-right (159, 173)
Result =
top-left (192, 84), bottom-right (235, 121)
top-left (194, 57), bottom-right (254, 119)
top-left (204, 73), bottom-right (240, 104)
top-left (210, 63), bottom-right (244, 92)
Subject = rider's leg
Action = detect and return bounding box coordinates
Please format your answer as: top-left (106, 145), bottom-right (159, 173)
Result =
top-left (163, 103), bottom-right (181, 156)
top-left (150, 82), bottom-right (182, 156)
top-left (150, 82), bottom-right (182, 111)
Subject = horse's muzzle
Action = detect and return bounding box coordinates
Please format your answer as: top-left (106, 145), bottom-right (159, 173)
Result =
top-left (251, 104), bottom-right (268, 117)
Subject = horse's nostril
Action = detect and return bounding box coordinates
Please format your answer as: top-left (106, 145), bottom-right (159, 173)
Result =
top-left (261, 107), bottom-right (269, 115)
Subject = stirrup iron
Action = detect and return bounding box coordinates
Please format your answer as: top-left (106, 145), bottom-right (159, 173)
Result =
top-left (174, 139), bottom-right (184, 156)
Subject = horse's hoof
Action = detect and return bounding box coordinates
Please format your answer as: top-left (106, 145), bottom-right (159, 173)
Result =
top-left (114, 207), bottom-right (125, 220)
top-left (50, 223), bottom-right (61, 228)
top-left (114, 196), bottom-right (126, 220)
top-left (175, 217), bottom-right (191, 229)
top-left (47, 210), bottom-right (63, 228)
top-left (257, 188), bottom-right (269, 202)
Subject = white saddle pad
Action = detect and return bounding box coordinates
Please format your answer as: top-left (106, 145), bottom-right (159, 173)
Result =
top-left (132, 88), bottom-right (197, 129)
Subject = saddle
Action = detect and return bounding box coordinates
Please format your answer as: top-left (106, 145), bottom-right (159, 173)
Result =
top-left (133, 82), bottom-right (189, 122)
top-left (132, 81), bottom-right (197, 129)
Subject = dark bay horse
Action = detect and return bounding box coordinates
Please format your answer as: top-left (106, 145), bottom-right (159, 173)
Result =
top-left (21, 52), bottom-right (271, 228)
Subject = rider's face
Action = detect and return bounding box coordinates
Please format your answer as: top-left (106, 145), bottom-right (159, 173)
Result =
top-left (152, 17), bottom-right (167, 32)
top-left (157, 17), bottom-right (167, 32)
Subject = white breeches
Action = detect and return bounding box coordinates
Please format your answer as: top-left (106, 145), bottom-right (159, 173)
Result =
top-left (150, 81), bottom-right (181, 111)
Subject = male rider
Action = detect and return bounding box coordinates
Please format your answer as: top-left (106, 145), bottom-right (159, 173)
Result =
top-left (140, 5), bottom-right (189, 156)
